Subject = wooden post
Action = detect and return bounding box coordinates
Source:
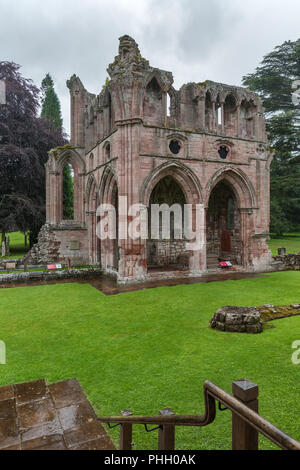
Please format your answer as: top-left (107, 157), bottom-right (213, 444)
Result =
top-left (232, 379), bottom-right (259, 450)
top-left (158, 408), bottom-right (175, 450)
top-left (120, 410), bottom-right (132, 450)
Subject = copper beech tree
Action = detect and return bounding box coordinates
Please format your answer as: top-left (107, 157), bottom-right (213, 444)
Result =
top-left (0, 62), bottom-right (65, 250)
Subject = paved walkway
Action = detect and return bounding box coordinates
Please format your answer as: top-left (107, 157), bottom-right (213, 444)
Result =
top-left (0, 379), bottom-right (115, 450)
top-left (0, 271), bottom-right (267, 295)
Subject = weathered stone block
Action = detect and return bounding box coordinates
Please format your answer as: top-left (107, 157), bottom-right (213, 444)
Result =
top-left (211, 305), bottom-right (262, 333)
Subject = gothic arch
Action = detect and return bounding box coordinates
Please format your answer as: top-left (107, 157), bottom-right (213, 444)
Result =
top-left (141, 161), bottom-right (203, 207)
top-left (205, 166), bottom-right (257, 209)
top-left (54, 148), bottom-right (86, 174)
top-left (99, 165), bottom-right (118, 204)
top-left (86, 174), bottom-right (100, 264)
top-left (47, 148), bottom-right (86, 224)
top-left (98, 165), bottom-right (119, 271)
top-left (86, 174), bottom-right (98, 207)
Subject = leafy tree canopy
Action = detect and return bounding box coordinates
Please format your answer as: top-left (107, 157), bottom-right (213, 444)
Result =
top-left (0, 62), bottom-right (65, 245)
top-left (243, 39), bottom-right (300, 236)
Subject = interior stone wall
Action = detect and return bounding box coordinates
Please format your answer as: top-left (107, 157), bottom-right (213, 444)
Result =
top-left (147, 240), bottom-right (188, 267)
top-left (206, 181), bottom-right (242, 263)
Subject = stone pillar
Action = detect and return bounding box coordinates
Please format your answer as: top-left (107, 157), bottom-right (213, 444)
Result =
top-left (117, 121), bottom-right (147, 283)
top-left (162, 91), bottom-right (167, 126)
top-left (197, 97), bottom-right (205, 130)
top-left (188, 203), bottom-right (206, 274)
top-left (221, 102), bottom-right (225, 132)
top-left (240, 209), bottom-right (251, 267)
top-left (212, 101), bottom-right (216, 131)
top-left (236, 104), bottom-right (240, 137)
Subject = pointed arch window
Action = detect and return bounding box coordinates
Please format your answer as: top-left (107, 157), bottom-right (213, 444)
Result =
top-left (62, 163), bottom-right (74, 220)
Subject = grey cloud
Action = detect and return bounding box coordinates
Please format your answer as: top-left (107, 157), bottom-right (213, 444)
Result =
top-left (0, 0), bottom-right (299, 135)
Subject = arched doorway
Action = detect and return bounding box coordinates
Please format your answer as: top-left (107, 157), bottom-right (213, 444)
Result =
top-left (206, 180), bottom-right (241, 268)
top-left (147, 175), bottom-right (189, 270)
top-left (87, 176), bottom-right (100, 265)
top-left (98, 168), bottom-right (119, 273)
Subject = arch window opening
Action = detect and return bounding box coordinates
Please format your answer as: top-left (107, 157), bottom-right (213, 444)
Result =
top-left (89, 153), bottom-right (94, 172)
top-left (166, 92), bottom-right (171, 117)
top-left (224, 94), bottom-right (237, 135)
top-left (217, 106), bottom-right (222, 126)
top-left (240, 99), bottom-right (256, 138)
top-left (62, 163), bottom-right (74, 220)
top-left (143, 77), bottom-right (163, 126)
top-left (105, 142), bottom-right (111, 161)
top-left (206, 181), bottom-right (241, 268)
top-left (147, 176), bottom-right (189, 271)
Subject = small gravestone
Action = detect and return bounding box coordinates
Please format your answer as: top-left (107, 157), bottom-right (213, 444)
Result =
top-left (1, 241), bottom-right (5, 257)
top-left (278, 247), bottom-right (286, 255)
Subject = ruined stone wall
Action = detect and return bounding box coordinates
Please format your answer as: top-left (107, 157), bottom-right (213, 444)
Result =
top-left (43, 35), bottom-right (272, 282)
top-left (24, 224), bottom-right (89, 266)
top-left (147, 240), bottom-right (188, 267)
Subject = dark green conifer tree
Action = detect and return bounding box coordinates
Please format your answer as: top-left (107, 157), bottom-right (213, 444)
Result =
top-left (41, 74), bottom-right (73, 219)
top-left (243, 39), bottom-right (300, 235)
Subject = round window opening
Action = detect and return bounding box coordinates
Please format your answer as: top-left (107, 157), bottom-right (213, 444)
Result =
top-left (218, 145), bottom-right (229, 159)
top-left (169, 140), bottom-right (181, 155)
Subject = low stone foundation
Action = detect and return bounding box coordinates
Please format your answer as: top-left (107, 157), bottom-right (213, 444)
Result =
top-left (211, 303), bottom-right (300, 333)
top-left (211, 306), bottom-right (263, 333)
top-left (273, 254), bottom-right (300, 269)
top-left (0, 268), bottom-right (102, 285)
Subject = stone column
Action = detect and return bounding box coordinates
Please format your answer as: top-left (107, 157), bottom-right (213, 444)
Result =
top-left (236, 104), bottom-right (240, 137)
top-left (197, 97), bottom-right (205, 130)
top-left (221, 102), bottom-right (225, 132)
top-left (239, 208), bottom-right (252, 267)
top-left (212, 102), bottom-right (216, 131)
top-left (188, 203), bottom-right (206, 274)
top-left (117, 121), bottom-right (147, 283)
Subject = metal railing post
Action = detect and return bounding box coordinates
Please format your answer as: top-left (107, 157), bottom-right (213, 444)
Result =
top-left (120, 409), bottom-right (133, 450)
top-left (158, 408), bottom-right (175, 450)
top-left (232, 379), bottom-right (259, 450)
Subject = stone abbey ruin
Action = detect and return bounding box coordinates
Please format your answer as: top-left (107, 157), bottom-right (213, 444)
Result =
top-left (30, 35), bottom-right (273, 283)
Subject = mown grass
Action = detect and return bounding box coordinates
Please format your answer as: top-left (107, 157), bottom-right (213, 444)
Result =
top-left (0, 271), bottom-right (299, 449)
top-left (268, 233), bottom-right (300, 256)
top-left (1, 232), bottom-right (29, 259)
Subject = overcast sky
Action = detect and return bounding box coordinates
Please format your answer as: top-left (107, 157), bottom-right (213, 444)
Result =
top-left (1, 0), bottom-right (299, 136)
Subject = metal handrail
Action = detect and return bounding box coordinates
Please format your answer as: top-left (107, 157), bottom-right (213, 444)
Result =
top-left (98, 380), bottom-right (300, 450)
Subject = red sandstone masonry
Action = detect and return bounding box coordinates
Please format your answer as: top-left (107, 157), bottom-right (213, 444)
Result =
top-left (41, 35), bottom-right (272, 283)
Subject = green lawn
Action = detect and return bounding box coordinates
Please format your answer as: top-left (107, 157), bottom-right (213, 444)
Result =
top-left (0, 271), bottom-right (299, 450)
top-left (1, 231), bottom-right (29, 259)
top-left (268, 233), bottom-right (300, 256)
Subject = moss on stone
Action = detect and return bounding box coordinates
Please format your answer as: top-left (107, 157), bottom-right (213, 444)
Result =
top-left (49, 144), bottom-right (77, 160)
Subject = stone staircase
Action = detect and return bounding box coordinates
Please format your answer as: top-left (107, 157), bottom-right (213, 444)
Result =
top-left (207, 253), bottom-right (219, 269)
